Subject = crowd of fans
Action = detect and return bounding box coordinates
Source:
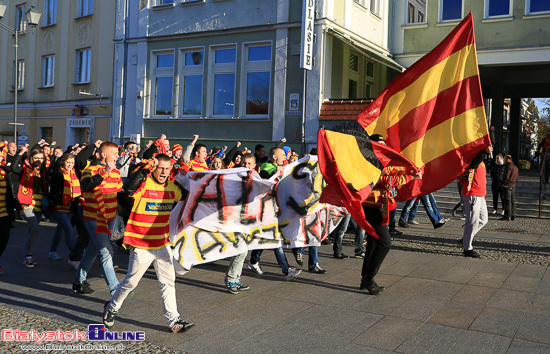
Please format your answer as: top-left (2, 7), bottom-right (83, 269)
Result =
top-left (0, 134), bottom-right (309, 331)
top-left (0, 132), bottom-right (518, 331)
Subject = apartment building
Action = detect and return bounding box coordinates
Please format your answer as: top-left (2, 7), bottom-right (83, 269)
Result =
top-left (113, 0), bottom-right (403, 151)
top-left (0, 0), bottom-right (115, 147)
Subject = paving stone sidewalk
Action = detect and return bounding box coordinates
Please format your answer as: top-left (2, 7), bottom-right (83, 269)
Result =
top-left (1, 220), bottom-right (550, 353)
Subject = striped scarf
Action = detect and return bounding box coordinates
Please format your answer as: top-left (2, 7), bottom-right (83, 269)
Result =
top-left (0, 144), bottom-right (7, 166)
top-left (154, 138), bottom-right (168, 155)
top-left (61, 168), bottom-right (81, 206)
top-left (18, 161), bottom-right (45, 209)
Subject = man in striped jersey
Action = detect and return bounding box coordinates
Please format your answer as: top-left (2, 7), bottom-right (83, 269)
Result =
top-left (73, 142), bottom-right (122, 295)
top-left (103, 154), bottom-right (193, 333)
top-left (187, 143), bottom-right (208, 172)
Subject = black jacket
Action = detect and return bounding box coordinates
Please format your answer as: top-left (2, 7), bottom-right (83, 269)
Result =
top-left (490, 163), bottom-right (505, 187)
top-left (1, 154), bottom-right (24, 214)
top-left (47, 159), bottom-right (76, 207)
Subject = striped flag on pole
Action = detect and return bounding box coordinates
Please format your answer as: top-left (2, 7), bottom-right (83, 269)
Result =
top-left (357, 12), bottom-right (490, 200)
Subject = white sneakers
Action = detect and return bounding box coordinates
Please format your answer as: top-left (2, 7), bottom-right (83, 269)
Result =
top-left (247, 261), bottom-right (264, 274)
top-left (285, 268), bottom-right (301, 280)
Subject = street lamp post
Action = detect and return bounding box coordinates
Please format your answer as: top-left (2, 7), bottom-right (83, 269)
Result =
top-left (0, 2), bottom-right (41, 145)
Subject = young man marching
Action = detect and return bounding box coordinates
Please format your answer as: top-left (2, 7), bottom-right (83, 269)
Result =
top-left (103, 154), bottom-right (194, 333)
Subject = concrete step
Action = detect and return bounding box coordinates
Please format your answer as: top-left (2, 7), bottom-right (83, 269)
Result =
top-left (427, 179), bottom-right (550, 219)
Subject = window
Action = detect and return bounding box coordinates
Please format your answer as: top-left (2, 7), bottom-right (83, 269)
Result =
top-left (486, 0), bottom-right (511, 17)
top-left (526, 0), bottom-right (550, 14)
top-left (44, 0), bottom-right (57, 25)
top-left (77, 0), bottom-right (93, 17)
top-left (365, 82), bottom-right (371, 98)
top-left (366, 61), bottom-right (374, 78)
top-left (181, 50), bottom-right (204, 116)
top-left (354, 0), bottom-right (367, 6)
top-left (16, 5), bottom-right (26, 31)
top-left (157, 0), bottom-right (174, 4)
top-left (370, 0), bottom-right (381, 16)
top-left (349, 80), bottom-right (358, 99)
top-left (41, 127), bottom-right (53, 142)
top-left (408, 3), bottom-right (416, 23)
top-left (16, 60), bottom-right (25, 90)
top-left (441, 0), bottom-right (462, 21)
top-left (76, 49), bottom-right (91, 84)
top-left (349, 54), bottom-right (359, 72)
top-left (407, 0), bottom-right (426, 24)
top-left (211, 47), bottom-right (236, 117)
top-left (152, 52), bottom-right (174, 116)
top-left (42, 56), bottom-right (55, 87)
top-left (243, 44), bottom-right (271, 116)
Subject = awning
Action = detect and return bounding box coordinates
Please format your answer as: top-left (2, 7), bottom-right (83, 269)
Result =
top-left (319, 99), bottom-right (373, 121)
top-left (328, 28), bottom-right (404, 72)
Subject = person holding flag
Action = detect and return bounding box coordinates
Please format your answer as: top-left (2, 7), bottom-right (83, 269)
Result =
top-left (360, 134), bottom-right (422, 295)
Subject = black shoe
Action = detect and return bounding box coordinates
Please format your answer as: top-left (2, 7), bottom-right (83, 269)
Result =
top-left (434, 221), bottom-right (446, 229)
top-left (354, 252), bottom-right (365, 259)
top-left (291, 249), bottom-right (303, 267)
top-left (463, 249), bottom-right (481, 258)
top-left (333, 253), bottom-right (348, 259)
top-left (103, 301), bottom-right (117, 328)
top-left (226, 282), bottom-right (239, 295)
top-left (169, 318), bottom-right (195, 333)
top-left (389, 230), bottom-right (403, 236)
top-left (511, 216), bottom-right (515, 221)
top-left (72, 282), bottom-right (94, 295)
top-left (398, 221), bottom-right (409, 228)
top-left (309, 263), bottom-right (326, 274)
top-left (499, 217), bottom-right (510, 221)
top-left (360, 278), bottom-right (384, 295)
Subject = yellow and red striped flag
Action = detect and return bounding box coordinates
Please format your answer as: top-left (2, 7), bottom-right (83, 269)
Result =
top-left (357, 12), bottom-right (490, 200)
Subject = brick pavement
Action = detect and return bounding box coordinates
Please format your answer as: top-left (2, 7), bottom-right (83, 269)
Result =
top-left (1, 220), bottom-right (549, 353)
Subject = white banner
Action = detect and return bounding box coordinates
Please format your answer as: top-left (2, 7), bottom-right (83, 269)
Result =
top-left (169, 156), bottom-right (345, 274)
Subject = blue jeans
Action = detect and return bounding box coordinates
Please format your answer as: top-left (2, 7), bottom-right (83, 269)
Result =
top-left (50, 211), bottom-right (75, 253)
top-left (250, 247), bottom-right (290, 275)
top-left (388, 207), bottom-right (397, 232)
top-left (408, 194), bottom-right (443, 227)
top-left (74, 219), bottom-right (119, 294)
top-left (399, 198), bottom-right (418, 224)
top-left (298, 246), bottom-right (319, 270)
top-left (331, 213), bottom-right (351, 255)
top-left (348, 217), bottom-right (365, 255)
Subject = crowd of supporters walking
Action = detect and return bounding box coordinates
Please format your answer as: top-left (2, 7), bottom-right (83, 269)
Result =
top-left (0, 133), bottom-right (518, 332)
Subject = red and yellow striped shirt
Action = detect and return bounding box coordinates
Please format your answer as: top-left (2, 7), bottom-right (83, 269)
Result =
top-left (123, 176), bottom-right (182, 250)
top-left (82, 164), bottom-right (122, 221)
top-left (187, 159), bottom-right (208, 172)
top-left (0, 169), bottom-right (7, 218)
